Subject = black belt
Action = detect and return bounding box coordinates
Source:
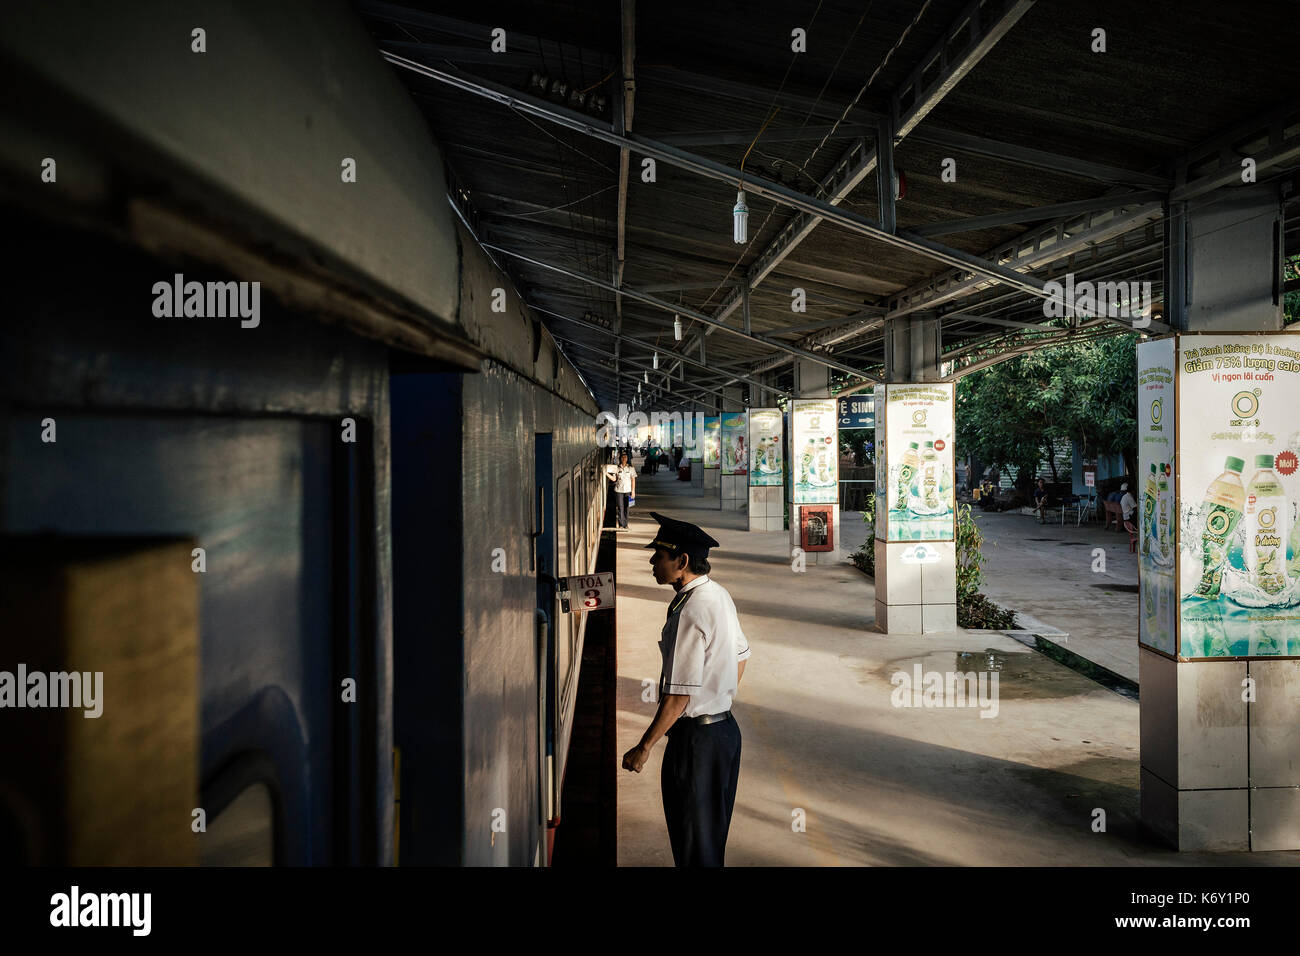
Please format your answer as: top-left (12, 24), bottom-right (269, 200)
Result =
top-left (683, 711), bottom-right (730, 726)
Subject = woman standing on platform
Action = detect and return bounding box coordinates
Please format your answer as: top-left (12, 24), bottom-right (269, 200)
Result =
top-left (607, 450), bottom-right (637, 529)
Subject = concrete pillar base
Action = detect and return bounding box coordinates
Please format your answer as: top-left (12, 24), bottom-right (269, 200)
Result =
top-left (748, 486), bottom-right (783, 531)
top-left (873, 600), bottom-right (958, 634)
top-left (873, 539), bottom-right (957, 633)
top-left (690, 460), bottom-right (703, 488)
top-left (703, 467), bottom-right (719, 492)
top-left (721, 473), bottom-right (746, 511)
top-left (1139, 647), bottom-right (1300, 850)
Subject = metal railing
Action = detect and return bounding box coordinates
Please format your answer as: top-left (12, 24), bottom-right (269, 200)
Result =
top-left (838, 478), bottom-right (875, 512)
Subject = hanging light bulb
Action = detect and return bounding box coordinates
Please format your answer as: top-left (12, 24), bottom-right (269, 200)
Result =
top-left (643, 370), bottom-right (649, 384)
top-left (653, 352), bottom-right (659, 370)
top-left (733, 189), bottom-right (748, 244)
top-left (674, 315), bottom-right (682, 341)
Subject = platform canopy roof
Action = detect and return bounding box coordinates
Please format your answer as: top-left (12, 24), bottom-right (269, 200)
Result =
top-left (359, 0), bottom-right (1300, 410)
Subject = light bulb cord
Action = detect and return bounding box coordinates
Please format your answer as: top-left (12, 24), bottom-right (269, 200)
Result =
top-left (738, 107), bottom-right (781, 190)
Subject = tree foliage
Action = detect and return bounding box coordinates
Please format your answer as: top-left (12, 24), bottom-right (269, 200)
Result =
top-left (1286, 254), bottom-right (1300, 325)
top-left (956, 332), bottom-right (1139, 488)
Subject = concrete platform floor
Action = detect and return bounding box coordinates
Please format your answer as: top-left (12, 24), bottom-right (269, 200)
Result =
top-left (971, 509), bottom-right (1141, 684)
top-left (837, 505), bottom-right (1140, 685)
top-left (614, 469), bottom-right (1299, 866)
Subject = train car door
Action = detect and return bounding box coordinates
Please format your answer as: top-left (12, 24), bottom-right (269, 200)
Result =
top-left (532, 434), bottom-right (555, 860)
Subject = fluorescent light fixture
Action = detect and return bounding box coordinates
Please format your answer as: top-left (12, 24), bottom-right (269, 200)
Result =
top-left (733, 190), bottom-right (748, 244)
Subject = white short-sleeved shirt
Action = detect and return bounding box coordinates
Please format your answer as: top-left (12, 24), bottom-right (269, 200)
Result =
top-left (613, 464), bottom-right (635, 494)
top-left (658, 575), bottom-right (751, 718)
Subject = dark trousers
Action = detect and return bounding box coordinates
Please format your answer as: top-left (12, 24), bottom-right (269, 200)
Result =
top-left (615, 491), bottom-right (629, 528)
top-left (661, 714), bottom-right (741, 867)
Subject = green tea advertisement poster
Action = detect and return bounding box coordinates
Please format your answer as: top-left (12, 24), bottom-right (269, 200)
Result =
top-left (748, 409), bottom-right (784, 486)
top-left (791, 399), bottom-right (838, 504)
top-left (1175, 333), bottom-right (1300, 658)
top-left (1137, 338), bottom-right (1177, 656)
top-left (881, 383), bottom-right (955, 542)
top-left (721, 412), bottom-right (748, 476)
top-left (703, 416), bottom-right (721, 469)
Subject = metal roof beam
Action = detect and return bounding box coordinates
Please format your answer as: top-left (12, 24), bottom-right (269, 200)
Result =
top-left (1171, 100), bottom-right (1300, 202)
top-left (380, 53), bottom-right (1050, 297)
top-left (688, 0), bottom-right (1036, 386)
top-left (907, 127), bottom-right (1172, 190)
top-left (659, 124), bottom-right (876, 147)
top-left (555, 336), bottom-right (726, 402)
top-left (909, 190), bottom-right (1165, 237)
top-left (893, 0), bottom-right (1036, 138)
top-left (884, 201), bottom-right (1163, 320)
top-left (534, 308), bottom-right (777, 393)
top-left (635, 280), bottom-right (742, 293)
top-left (614, 0), bottom-right (636, 330)
top-left (480, 241), bottom-right (878, 381)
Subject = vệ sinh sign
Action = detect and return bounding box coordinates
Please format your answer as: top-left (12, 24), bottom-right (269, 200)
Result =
top-left (837, 395), bottom-right (874, 430)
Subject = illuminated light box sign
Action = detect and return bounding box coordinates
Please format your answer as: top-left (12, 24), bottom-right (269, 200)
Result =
top-left (791, 399), bottom-right (838, 504)
top-left (748, 409), bottom-right (784, 487)
top-left (703, 416), bottom-right (720, 468)
top-left (721, 412), bottom-right (748, 476)
top-left (1138, 332), bottom-right (1300, 660)
top-left (874, 383), bottom-right (955, 542)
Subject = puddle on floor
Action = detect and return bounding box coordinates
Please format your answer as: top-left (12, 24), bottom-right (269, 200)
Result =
top-left (1091, 583), bottom-right (1139, 593)
top-left (867, 647), bottom-right (1096, 701)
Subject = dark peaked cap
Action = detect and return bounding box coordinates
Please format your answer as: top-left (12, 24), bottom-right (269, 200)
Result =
top-left (644, 512), bottom-right (720, 560)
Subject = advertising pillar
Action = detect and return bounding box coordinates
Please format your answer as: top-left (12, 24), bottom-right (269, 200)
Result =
top-left (689, 410), bottom-right (705, 488)
top-left (1139, 331), bottom-right (1300, 850)
top-left (789, 399), bottom-right (839, 565)
top-left (720, 411), bottom-right (749, 512)
top-left (748, 409), bottom-right (784, 531)
top-left (702, 415), bottom-right (721, 498)
top-left (873, 382), bottom-right (957, 633)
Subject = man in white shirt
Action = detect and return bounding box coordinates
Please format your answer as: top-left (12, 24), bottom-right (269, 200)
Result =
top-left (622, 512), bottom-right (751, 866)
top-left (1119, 482), bottom-right (1138, 525)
